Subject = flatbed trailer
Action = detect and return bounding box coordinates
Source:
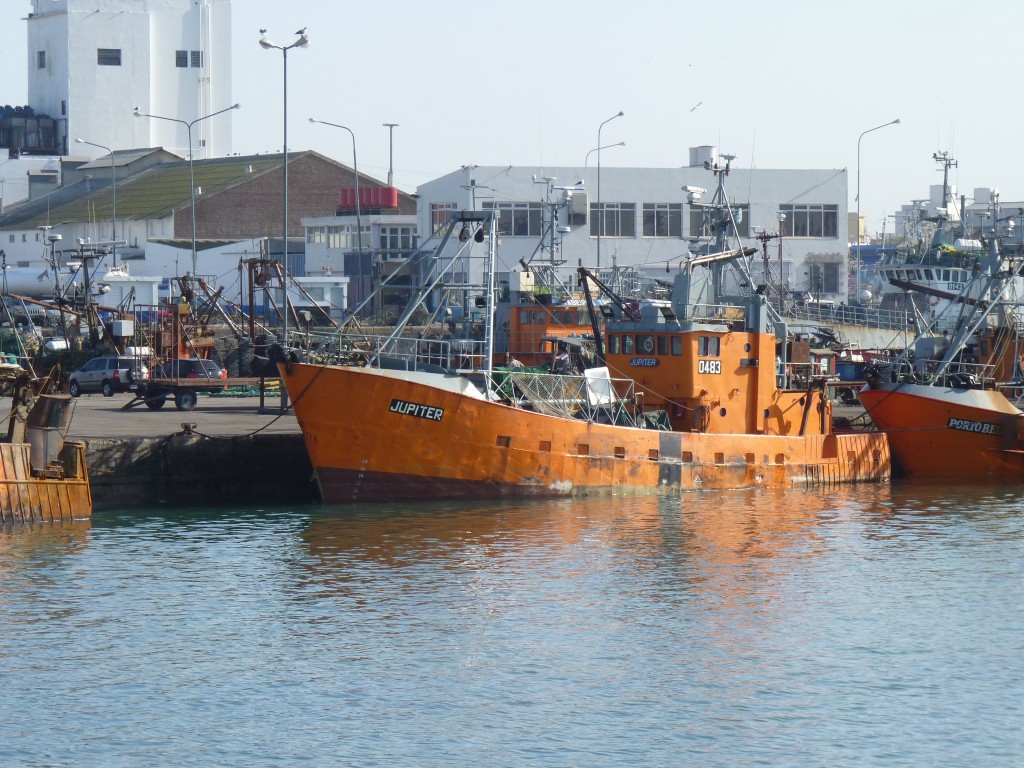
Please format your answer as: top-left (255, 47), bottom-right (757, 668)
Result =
top-left (122, 377), bottom-right (279, 411)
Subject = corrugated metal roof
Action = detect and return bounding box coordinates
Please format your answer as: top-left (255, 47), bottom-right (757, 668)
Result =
top-left (0, 152), bottom-right (293, 229)
top-left (76, 147), bottom-right (171, 170)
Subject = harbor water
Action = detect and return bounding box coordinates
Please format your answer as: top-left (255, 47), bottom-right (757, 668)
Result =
top-left (1, 483), bottom-right (1021, 767)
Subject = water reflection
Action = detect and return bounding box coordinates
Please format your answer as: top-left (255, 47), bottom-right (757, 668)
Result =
top-left (0, 485), bottom-right (1019, 767)
top-left (0, 520), bottom-right (92, 599)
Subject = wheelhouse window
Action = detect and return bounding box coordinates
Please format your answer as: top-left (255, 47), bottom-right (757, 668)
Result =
top-left (589, 203), bottom-right (636, 237)
top-left (643, 203), bottom-right (683, 237)
top-left (97, 48), bottom-right (122, 66)
top-left (698, 336), bottom-right (721, 356)
top-left (779, 204), bottom-right (838, 238)
top-left (636, 334), bottom-right (656, 355)
top-left (482, 201), bottom-right (543, 237)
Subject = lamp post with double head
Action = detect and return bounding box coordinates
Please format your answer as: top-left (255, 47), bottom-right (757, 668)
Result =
top-left (585, 141), bottom-right (624, 168)
top-left (856, 118), bottom-right (900, 302)
top-left (260, 27), bottom-right (308, 411)
top-left (596, 111), bottom-right (623, 271)
top-left (74, 138), bottom-right (117, 266)
top-left (132, 103), bottom-right (241, 278)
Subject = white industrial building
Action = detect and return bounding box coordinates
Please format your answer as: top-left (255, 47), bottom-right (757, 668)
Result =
top-left (24, 0), bottom-right (233, 161)
top-left (414, 148), bottom-right (851, 303)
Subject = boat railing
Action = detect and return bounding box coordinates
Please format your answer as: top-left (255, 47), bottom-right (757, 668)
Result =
top-left (487, 367), bottom-right (645, 426)
top-left (904, 357), bottom-right (997, 387)
top-left (787, 303), bottom-right (913, 330)
top-left (338, 333), bottom-right (488, 373)
top-left (688, 303), bottom-right (746, 324)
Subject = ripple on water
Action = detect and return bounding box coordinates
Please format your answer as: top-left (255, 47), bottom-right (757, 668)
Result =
top-left (0, 487), bottom-right (1021, 767)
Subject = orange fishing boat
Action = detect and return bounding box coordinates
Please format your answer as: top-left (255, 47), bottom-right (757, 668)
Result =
top-left (858, 211), bottom-right (1024, 481)
top-left (280, 211), bottom-right (889, 503)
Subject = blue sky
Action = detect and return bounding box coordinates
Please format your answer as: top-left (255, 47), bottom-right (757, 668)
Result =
top-left (3, 0), bottom-right (1023, 235)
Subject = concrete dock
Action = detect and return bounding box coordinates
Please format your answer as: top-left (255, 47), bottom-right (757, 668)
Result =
top-left (66, 392), bottom-right (319, 510)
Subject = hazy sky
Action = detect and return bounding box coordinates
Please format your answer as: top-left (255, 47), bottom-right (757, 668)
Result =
top-left (3, 0), bottom-right (1023, 235)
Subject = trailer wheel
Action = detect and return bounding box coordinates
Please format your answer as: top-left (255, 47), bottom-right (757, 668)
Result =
top-left (145, 396), bottom-right (167, 410)
top-left (175, 390), bottom-right (198, 411)
top-left (175, 393), bottom-right (198, 411)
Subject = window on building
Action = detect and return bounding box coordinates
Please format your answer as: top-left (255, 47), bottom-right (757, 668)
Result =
top-left (482, 202), bottom-right (543, 237)
top-left (37, 51), bottom-right (46, 69)
top-left (689, 203), bottom-right (749, 238)
top-left (431, 203), bottom-right (456, 234)
top-left (307, 225), bottom-right (326, 245)
top-left (380, 226), bottom-right (418, 254)
top-left (779, 204), bottom-right (838, 238)
top-left (190, 50), bottom-right (203, 68)
top-left (175, 50), bottom-right (188, 67)
top-left (61, 100), bottom-right (66, 116)
top-left (97, 48), bottom-right (122, 66)
top-left (325, 224), bottom-right (370, 251)
top-left (642, 203), bottom-right (682, 238)
top-left (589, 203), bottom-right (636, 237)
top-left (808, 263), bottom-right (841, 294)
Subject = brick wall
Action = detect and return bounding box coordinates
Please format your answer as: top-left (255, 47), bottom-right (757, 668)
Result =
top-left (180, 152), bottom-right (417, 239)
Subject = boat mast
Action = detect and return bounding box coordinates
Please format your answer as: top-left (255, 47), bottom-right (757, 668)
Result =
top-left (483, 210), bottom-right (498, 398)
top-left (933, 151), bottom-right (959, 233)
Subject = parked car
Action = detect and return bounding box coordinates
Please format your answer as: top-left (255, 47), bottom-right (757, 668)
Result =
top-left (69, 355), bottom-right (150, 398)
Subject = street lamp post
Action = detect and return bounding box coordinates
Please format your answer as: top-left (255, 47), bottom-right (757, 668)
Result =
top-left (74, 138), bottom-right (117, 266)
top-left (133, 103), bottom-right (241, 278)
top-left (856, 118), bottom-right (900, 302)
top-left (596, 111), bottom-right (623, 271)
top-left (585, 141), bottom-right (625, 167)
top-left (310, 119), bottom-right (364, 312)
top-left (382, 123), bottom-right (398, 186)
top-left (260, 27), bottom-right (309, 382)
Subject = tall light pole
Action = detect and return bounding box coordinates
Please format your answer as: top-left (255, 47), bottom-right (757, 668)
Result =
top-left (382, 122), bottom-right (398, 186)
top-left (74, 138), bottom-right (117, 266)
top-left (310, 118), bottom-right (364, 312)
top-left (133, 103), bottom-right (241, 278)
top-left (585, 141), bottom-right (624, 167)
top-left (260, 27), bottom-right (309, 379)
top-left (856, 118), bottom-right (900, 302)
top-left (596, 110), bottom-right (623, 271)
